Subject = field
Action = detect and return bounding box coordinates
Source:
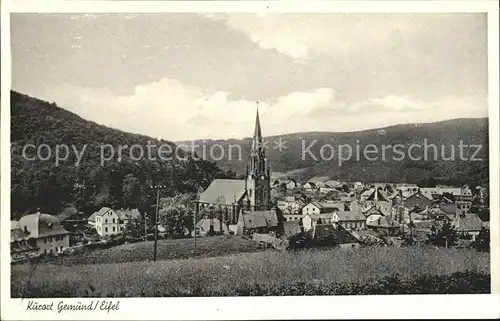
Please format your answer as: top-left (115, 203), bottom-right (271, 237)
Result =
top-left (42, 235), bottom-right (263, 265)
top-left (12, 245), bottom-right (490, 297)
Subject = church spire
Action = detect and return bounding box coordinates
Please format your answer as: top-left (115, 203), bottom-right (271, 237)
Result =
top-left (251, 101), bottom-right (263, 154)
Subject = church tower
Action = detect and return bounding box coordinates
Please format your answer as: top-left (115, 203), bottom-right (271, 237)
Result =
top-left (246, 102), bottom-right (271, 211)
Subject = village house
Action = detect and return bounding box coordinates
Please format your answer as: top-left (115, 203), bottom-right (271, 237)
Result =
top-left (325, 180), bottom-right (342, 189)
top-left (456, 200), bottom-right (472, 215)
top-left (311, 224), bottom-right (361, 248)
top-left (331, 210), bottom-right (366, 230)
top-left (285, 180), bottom-right (298, 190)
top-left (365, 208), bottom-right (387, 226)
top-left (302, 213), bottom-right (334, 231)
top-left (283, 214), bottom-right (303, 222)
top-left (431, 203), bottom-right (459, 221)
top-left (403, 191), bottom-right (433, 214)
top-left (11, 211), bottom-right (70, 259)
top-left (88, 207), bottom-right (122, 237)
top-left (236, 209), bottom-right (283, 236)
top-left (420, 186), bottom-right (462, 200)
top-left (319, 185), bottom-right (337, 194)
top-left (366, 216), bottom-right (401, 236)
top-left (459, 185), bottom-right (473, 201)
top-left (353, 182), bottom-right (364, 191)
top-left (303, 182), bottom-right (317, 192)
top-left (454, 213), bottom-right (483, 240)
top-left (115, 208), bottom-right (142, 231)
top-left (302, 201), bottom-right (345, 216)
top-left (362, 188), bottom-right (393, 216)
top-left (394, 183), bottom-right (419, 198)
top-left (276, 195), bottom-right (304, 215)
top-left (340, 192), bottom-right (356, 203)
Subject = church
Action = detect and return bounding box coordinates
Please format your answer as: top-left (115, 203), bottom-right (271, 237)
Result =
top-left (197, 107), bottom-right (272, 225)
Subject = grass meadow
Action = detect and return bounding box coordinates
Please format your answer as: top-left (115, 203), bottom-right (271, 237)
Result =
top-left (11, 245), bottom-right (490, 297)
top-left (43, 235), bottom-right (263, 265)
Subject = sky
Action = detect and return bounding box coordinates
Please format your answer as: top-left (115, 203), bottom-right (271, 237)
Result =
top-left (11, 13), bottom-right (488, 141)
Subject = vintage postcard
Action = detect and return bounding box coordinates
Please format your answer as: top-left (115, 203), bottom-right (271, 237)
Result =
top-left (1, 0), bottom-right (499, 320)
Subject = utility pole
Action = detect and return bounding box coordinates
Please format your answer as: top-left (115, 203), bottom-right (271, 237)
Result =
top-left (144, 213), bottom-right (148, 244)
top-left (150, 184), bottom-right (167, 262)
top-left (193, 201), bottom-right (198, 250)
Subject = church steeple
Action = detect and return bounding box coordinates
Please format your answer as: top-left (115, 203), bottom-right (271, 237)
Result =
top-left (246, 101), bottom-right (271, 211)
top-left (251, 101), bottom-right (263, 155)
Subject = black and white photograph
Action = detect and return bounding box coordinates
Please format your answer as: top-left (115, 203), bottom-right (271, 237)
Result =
top-left (1, 1), bottom-right (499, 320)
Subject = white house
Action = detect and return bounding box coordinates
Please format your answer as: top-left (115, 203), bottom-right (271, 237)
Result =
top-left (460, 185), bottom-right (473, 201)
top-left (302, 213), bottom-right (333, 231)
top-left (303, 182), bottom-right (317, 192)
top-left (277, 196), bottom-right (304, 215)
top-left (302, 201), bottom-right (345, 216)
top-left (331, 210), bottom-right (366, 230)
top-left (88, 207), bottom-right (122, 237)
top-left (11, 211), bottom-right (70, 259)
top-left (353, 182), bottom-right (364, 191)
top-left (115, 208), bottom-right (142, 231)
top-left (420, 186), bottom-right (461, 200)
top-left (285, 180), bottom-right (298, 190)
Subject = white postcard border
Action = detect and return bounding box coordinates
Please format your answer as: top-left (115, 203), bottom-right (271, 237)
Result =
top-left (1, 1), bottom-right (499, 320)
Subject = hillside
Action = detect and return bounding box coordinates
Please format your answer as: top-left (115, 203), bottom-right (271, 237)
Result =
top-left (10, 91), bottom-right (233, 217)
top-left (178, 118), bottom-right (489, 186)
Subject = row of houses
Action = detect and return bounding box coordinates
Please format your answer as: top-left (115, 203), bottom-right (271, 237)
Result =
top-left (275, 177), bottom-right (482, 202)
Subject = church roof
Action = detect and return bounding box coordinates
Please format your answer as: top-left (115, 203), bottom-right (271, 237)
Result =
top-left (199, 179), bottom-right (247, 205)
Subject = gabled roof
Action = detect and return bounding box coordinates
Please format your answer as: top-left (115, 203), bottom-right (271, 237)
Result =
top-left (404, 192), bottom-right (433, 209)
top-left (439, 203), bottom-right (458, 215)
top-left (456, 214), bottom-right (483, 232)
top-left (88, 213), bottom-right (96, 222)
top-left (334, 211), bottom-right (365, 222)
top-left (241, 210), bottom-right (278, 229)
top-left (361, 189), bottom-right (374, 198)
top-left (325, 180), bottom-right (342, 188)
top-left (304, 182), bottom-right (316, 188)
top-left (366, 188), bottom-right (389, 202)
top-left (308, 201), bottom-right (344, 213)
top-left (95, 207), bottom-right (113, 217)
top-left (314, 224), bottom-right (361, 244)
top-left (199, 179), bottom-right (247, 205)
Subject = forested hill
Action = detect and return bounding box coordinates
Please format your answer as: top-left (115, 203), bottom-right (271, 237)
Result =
top-left (10, 91), bottom-right (234, 217)
top-left (178, 118), bottom-right (489, 187)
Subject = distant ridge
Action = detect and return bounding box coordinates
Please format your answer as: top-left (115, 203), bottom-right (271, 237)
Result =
top-left (177, 118), bottom-right (489, 186)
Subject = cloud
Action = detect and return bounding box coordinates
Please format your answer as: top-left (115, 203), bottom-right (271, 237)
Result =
top-left (32, 78), bottom-right (487, 142)
top-left (207, 14), bottom-right (466, 60)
